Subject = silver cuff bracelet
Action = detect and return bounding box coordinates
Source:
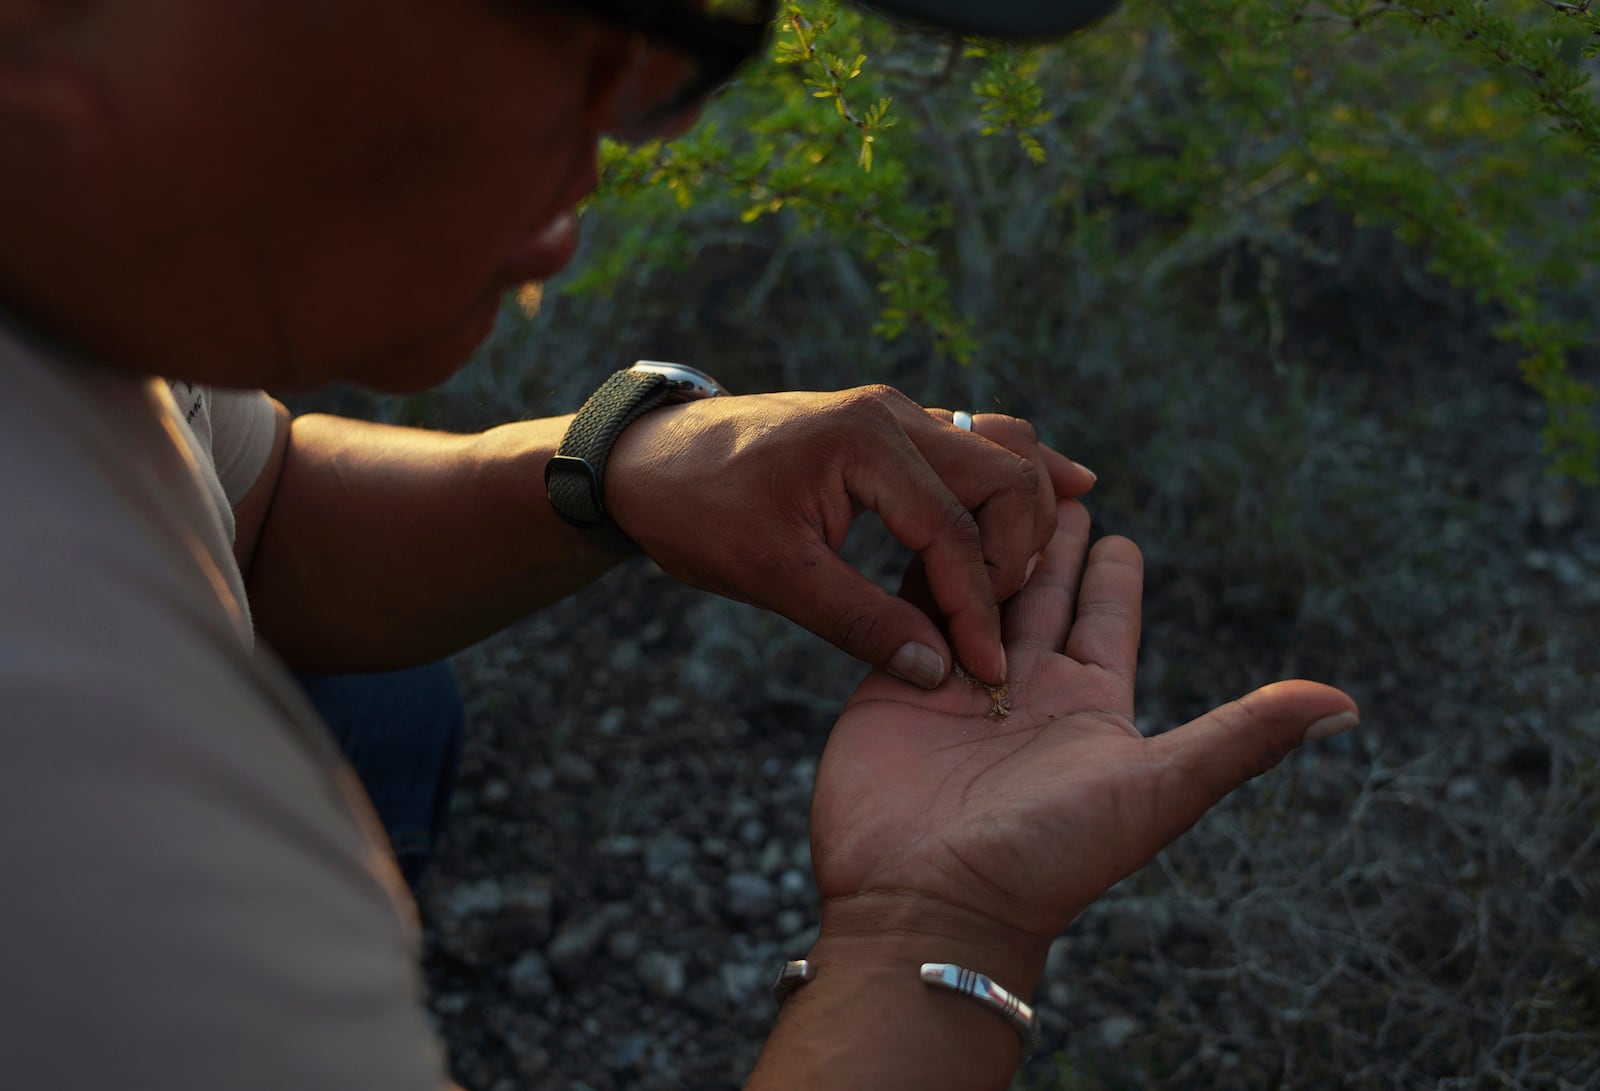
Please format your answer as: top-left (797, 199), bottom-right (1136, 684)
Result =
top-left (770, 958), bottom-right (1039, 1057)
top-left (919, 961), bottom-right (1039, 1056)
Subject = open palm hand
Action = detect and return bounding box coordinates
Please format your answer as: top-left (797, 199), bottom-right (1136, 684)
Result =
top-left (809, 500), bottom-right (1359, 965)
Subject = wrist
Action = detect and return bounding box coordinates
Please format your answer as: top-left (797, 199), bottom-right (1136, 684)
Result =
top-left (814, 890), bottom-right (1050, 996)
top-left (545, 362), bottom-right (725, 555)
top-left (600, 402), bottom-right (681, 552)
top-left (752, 909), bottom-right (1043, 1091)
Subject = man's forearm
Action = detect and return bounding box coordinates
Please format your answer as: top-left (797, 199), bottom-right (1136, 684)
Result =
top-left (246, 412), bottom-right (618, 673)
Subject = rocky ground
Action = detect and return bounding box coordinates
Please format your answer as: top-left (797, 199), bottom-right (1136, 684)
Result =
top-left (420, 565), bottom-right (834, 1091)
top-left (416, 405), bottom-right (1599, 1089)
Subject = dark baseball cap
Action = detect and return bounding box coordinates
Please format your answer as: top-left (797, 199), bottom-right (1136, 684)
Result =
top-left (854, 0), bottom-right (1119, 37)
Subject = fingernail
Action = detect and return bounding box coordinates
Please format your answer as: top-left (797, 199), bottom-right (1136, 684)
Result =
top-left (1073, 461), bottom-right (1097, 484)
top-left (1022, 552), bottom-right (1042, 587)
top-left (997, 647), bottom-right (1008, 683)
top-left (1304, 711), bottom-right (1359, 742)
top-left (888, 642), bottom-right (946, 690)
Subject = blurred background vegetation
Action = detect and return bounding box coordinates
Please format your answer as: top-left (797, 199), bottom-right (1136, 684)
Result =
top-left (329, 0), bottom-right (1600, 1085)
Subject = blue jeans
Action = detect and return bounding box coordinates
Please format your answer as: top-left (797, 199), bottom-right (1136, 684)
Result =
top-left (295, 662), bottom-right (465, 893)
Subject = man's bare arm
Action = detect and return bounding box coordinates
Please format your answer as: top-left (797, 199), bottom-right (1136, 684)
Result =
top-left (241, 409), bottom-right (612, 672)
top-left (240, 389), bottom-right (1089, 678)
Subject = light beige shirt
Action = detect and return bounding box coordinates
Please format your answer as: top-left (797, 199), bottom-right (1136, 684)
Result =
top-left (166, 379), bottom-right (279, 538)
top-left (0, 320), bottom-right (447, 1090)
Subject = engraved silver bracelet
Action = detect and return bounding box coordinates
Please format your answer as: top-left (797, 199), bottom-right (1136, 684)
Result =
top-left (770, 959), bottom-right (1039, 1057)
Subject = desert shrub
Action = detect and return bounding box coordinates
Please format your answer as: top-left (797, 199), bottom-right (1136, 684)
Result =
top-left (546, 0), bottom-right (1600, 480)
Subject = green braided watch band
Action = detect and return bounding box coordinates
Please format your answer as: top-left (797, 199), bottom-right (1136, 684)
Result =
top-left (545, 362), bottom-right (727, 555)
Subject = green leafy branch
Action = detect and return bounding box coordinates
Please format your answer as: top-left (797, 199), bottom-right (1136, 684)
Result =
top-left (775, 0), bottom-right (897, 170)
top-left (967, 42), bottom-right (1053, 162)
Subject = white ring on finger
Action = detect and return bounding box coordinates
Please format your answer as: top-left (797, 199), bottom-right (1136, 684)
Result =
top-left (951, 410), bottom-right (974, 432)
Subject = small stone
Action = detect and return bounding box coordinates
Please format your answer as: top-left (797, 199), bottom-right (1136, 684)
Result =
top-left (720, 961), bottom-right (767, 1003)
top-left (1098, 1015), bottom-right (1140, 1048)
top-left (648, 694), bottom-right (685, 719)
top-left (432, 992), bottom-right (469, 1016)
top-left (611, 1033), bottom-right (651, 1073)
top-left (607, 930), bottom-right (643, 962)
top-left (546, 930), bottom-right (595, 980)
top-left (645, 833), bottom-right (697, 878)
top-left (604, 834), bottom-right (642, 858)
top-left (684, 982), bottom-right (725, 1018)
top-left (1551, 553), bottom-right (1588, 589)
top-left (507, 951), bottom-right (553, 998)
top-left (514, 1047), bottom-right (551, 1079)
top-left (484, 1006), bottom-right (516, 1037)
top-left (725, 872), bottom-right (778, 920)
top-left (757, 840), bottom-right (788, 876)
top-left (443, 878), bottom-right (506, 921)
top-left (554, 752), bottom-right (596, 786)
top-left (597, 707), bottom-right (628, 736)
top-left (440, 879), bottom-right (554, 957)
top-left (546, 905), bottom-right (626, 979)
top-left (501, 880), bottom-right (555, 921)
top-left (777, 868), bottom-right (810, 904)
top-left (501, 1014), bottom-right (552, 1079)
top-left (638, 951), bottom-right (687, 999)
top-left (611, 639), bottom-right (642, 669)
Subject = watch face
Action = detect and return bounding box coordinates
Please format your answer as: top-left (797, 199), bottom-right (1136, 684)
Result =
top-left (630, 361), bottom-right (728, 400)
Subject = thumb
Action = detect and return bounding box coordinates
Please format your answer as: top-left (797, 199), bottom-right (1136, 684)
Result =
top-left (1151, 680), bottom-right (1359, 825)
top-left (776, 548), bottom-right (956, 690)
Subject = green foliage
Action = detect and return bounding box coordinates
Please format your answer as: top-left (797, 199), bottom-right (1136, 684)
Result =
top-left (1157, 0), bottom-right (1600, 477)
top-left (577, 2), bottom-right (975, 362)
top-left (968, 42), bottom-right (1053, 162)
top-left (566, 0), bottom-right (1600, 479)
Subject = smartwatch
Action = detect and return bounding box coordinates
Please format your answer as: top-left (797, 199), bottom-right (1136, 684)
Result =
top-left (545, 361), bottom-right (729, 555)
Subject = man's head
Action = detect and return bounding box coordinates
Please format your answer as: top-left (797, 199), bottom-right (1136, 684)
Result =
top-left (0, 0), bottom-right (1108, 393)
top-left (0, 0), bottom-right (633, 391)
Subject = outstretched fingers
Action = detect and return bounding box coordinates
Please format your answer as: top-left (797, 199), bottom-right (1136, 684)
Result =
top-left (1062, 538), bottom-right (1144, 668)
top-left (1062, 535), bottom-right (1144, 705)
